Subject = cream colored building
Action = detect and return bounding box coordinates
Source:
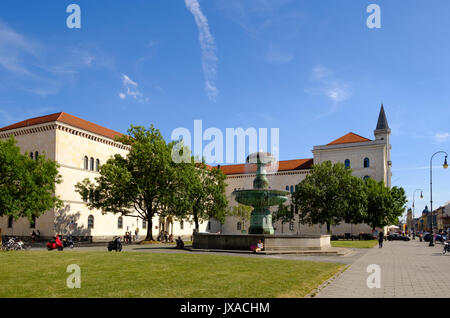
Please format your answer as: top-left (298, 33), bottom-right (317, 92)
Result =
top-left (210, 105), bottom-right (391, 236)
top-left (0, 106), bottom-right (390, 241)
top-left (0, 112), bottom-right (205, 241)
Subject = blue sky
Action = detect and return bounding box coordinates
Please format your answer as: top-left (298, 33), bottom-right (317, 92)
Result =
top-left (1, 0), bottom-right (450, 218)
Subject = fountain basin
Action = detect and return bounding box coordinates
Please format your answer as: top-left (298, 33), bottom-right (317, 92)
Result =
top-left (233, 189), bottom-right (289, 208)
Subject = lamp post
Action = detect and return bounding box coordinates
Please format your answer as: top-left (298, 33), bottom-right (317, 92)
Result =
top-left (412, 189), bottom-right (423, 235)
top-left (429, 151), bottom-right (448, 247)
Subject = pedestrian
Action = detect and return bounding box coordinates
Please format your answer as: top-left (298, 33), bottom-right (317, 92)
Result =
top-left (135, 228), bottom-right (139, 241)
top-left (37, 230), bottom-right (41, 239)
top-left (378, 231), bottom-right (384, 248)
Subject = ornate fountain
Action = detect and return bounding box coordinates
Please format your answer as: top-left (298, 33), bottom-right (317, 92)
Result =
top-left (232, 152), bottom-right (289, 235)
top-left (192, 152), bottom-right (333, 254)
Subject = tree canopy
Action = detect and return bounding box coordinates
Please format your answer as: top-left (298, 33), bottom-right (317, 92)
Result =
top-left (75, 125), bottom-right (180, 240)
top-left (75, 125), bottom-right (228, 240)
top-left (0, 136), bottom-right (63, 221)
top-left (364, 178), bottom-right (407, 230)
top-left (292, 161), bottom-right (367, 233)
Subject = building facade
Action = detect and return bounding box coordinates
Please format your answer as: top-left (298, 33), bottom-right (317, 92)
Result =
top-left (0, 106), bottom-right (391, 241)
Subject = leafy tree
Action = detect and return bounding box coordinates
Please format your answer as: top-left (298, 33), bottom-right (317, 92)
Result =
top-left (75, 125), bottom-right (181, 241)
top-left (175, 158), bottom-right (228, 230)
top-left (272, 203), bottom-right (295, 233)
top-left (230, 203), bottom-right (253, 232)
top-left (0, 136), bottom-right (63, 221)
top-left (364, 179), bottom-right (407, 230)
top-left (292, 161), bottom-right (367, 233)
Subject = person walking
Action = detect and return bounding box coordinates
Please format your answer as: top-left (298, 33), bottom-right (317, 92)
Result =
top-left (378, 231), bottom-right (384, 248)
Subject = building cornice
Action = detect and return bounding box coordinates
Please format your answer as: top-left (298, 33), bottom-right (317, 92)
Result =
top-left (0, 121), bottom-right (130, 151)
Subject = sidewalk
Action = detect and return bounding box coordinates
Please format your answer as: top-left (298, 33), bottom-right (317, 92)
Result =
top-left (315, 239), bottom-right (450, 298)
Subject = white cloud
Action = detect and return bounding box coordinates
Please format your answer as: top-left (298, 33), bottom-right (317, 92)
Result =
top-left (435, 132), bottom-right (450, 143)
top-left (307, 65), bottom-right (350, 103)
top-left (122, 74), bottom-right (138, 87)
top-left (119, 74), bottom-right (148, 102)
top-left (185, 0), bottom-right (219, 102)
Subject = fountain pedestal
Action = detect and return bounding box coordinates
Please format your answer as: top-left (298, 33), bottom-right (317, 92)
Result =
top-left (248, 207), bottom-right (274, 235)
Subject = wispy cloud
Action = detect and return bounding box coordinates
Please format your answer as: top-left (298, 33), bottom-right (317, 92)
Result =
top-left (435, 132), bottom-right (450, 143)
top-left (265, 45), bottom-right (293, 64)
top-left (306, 65), bottom-right (350, 104)
top-left (185, 0), bottom-right (218, 102)
top-left (119, 74), bottom-right (148, 102)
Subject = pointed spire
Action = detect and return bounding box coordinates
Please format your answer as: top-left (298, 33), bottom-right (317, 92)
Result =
top-left (376, 104), bottom-right (389, 130)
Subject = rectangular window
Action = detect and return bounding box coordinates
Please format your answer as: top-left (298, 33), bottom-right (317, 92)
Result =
top-left (289, 222), bottom-right (294, 231)
top-left (30, 216), bottom-right (36, 228)
top-left (180, 220), bottom-right (184, 230)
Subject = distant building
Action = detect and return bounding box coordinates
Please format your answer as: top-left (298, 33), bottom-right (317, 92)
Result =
top-left (0, 105), bottom-right (392, 240)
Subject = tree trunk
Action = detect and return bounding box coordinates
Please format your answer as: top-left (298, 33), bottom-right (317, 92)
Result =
top-left (146, 218), bottom-right (153, 241)
top-left (193, 210), bottom-right (199, 230)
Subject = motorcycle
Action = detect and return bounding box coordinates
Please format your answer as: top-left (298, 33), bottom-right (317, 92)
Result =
top-left (444, 242), bottom-right (450, 255)
top-left (108, 236), bottom-right (122, 252)
top-left (62, 235), bottom-right (75, 249)
top-left (47, 236), bottom-right (64, 251)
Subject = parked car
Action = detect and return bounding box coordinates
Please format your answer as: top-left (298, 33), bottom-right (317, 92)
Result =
top-left (387, 233), bottom-right (410, 241)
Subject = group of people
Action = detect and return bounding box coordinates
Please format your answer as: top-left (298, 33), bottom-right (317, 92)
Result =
top-left (31, 230), bottom-right (41, 241)
top-left (123, 229), bottom-right (140, 244)
top-left (158, 231), bottom-right (173, 243)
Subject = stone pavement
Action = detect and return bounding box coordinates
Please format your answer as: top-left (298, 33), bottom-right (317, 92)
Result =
top-left (315, 239), bottom-right (450, 298)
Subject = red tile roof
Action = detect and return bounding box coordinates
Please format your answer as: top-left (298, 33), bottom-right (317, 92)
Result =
top-left (327, 132), bottom-right (371, 145)
top-left (218, 158), bottom-right (313, 175)
top-left (0, 112), bottom-right (123, 140)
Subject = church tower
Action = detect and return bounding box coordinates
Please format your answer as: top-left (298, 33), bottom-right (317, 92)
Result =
top-left (374, 104), bottom-right (392, 187)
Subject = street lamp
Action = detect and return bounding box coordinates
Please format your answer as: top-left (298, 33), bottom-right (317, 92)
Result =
top-left (412, 189), bottom-right (423, 218)
top-left (429, 151), bottom-right (448, 247)
top-left (412, 189), bottom-right (423, 234)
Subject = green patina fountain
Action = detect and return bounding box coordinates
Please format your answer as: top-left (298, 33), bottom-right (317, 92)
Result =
top-left (232, 152), bottom-right (289, 235)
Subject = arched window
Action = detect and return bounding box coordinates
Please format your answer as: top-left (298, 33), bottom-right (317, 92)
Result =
top-left (364, 158), bottom-right (370, 168)
top-left (30, 215), bottom-right (36, 228)
top-left (34, 151), bottom-right (39, 160)
top-left (285, 186), bottom-right (289, 191)
top-left (90, 157), bottom-right (94, 171)
top-left (84, 156), bottom-right (89, 170)
top-left (118, 217), bottom-right (123, 229)
top-left (363, 176), bottom-right (371, 181)
top-left (30, 152), bottom-right (34, 159)
top-left (290, 185), bottom-right (294, 193)
top-left (8, 216), bottom-right (13, 228)
top-left (237, 222), bottom-right (242, 231)
top-left (88, 215), bottom-right (94, 229)
top-left (95, 159), bottom-right (100, 172)
top-left (344, 159), bottom-right (351, 169)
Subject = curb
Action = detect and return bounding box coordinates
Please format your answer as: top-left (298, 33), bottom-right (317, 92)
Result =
top-left (305, 264), bottom-right (351, 298)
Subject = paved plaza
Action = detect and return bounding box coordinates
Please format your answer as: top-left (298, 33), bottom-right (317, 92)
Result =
top-left (316, 239), bottom-right (450, 298)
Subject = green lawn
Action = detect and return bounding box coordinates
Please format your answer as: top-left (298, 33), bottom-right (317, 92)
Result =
top-left (0, 251), bottom-right (344, 298)
top-left (331, 239), bottom-right (378, 248)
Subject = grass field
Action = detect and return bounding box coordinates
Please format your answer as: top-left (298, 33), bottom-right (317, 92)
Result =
top-left (331, 239), bottom-right (378, 248)
top-left (0, 251), bottom-right (344, 298)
